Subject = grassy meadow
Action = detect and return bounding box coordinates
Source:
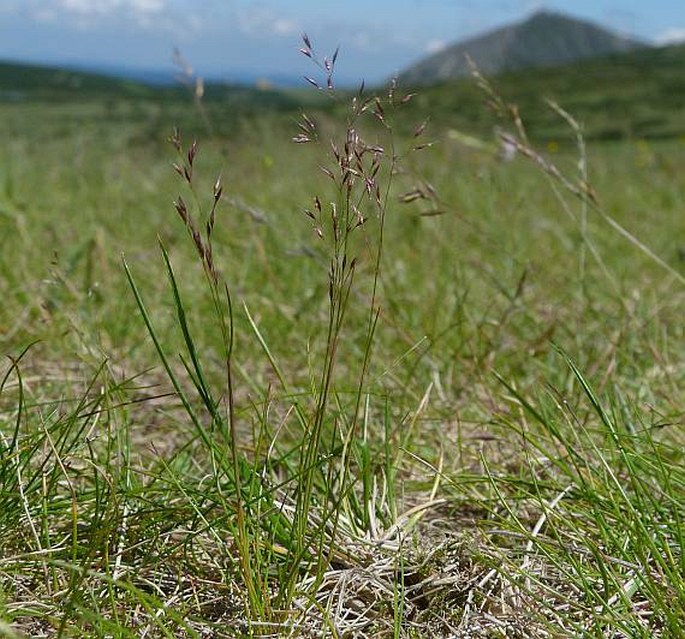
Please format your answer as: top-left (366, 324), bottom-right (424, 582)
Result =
top-left (0, 53), bottom-right (684, 638)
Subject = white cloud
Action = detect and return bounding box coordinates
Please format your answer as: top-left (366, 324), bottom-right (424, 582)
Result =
top-left (25, 0), bottom-right (179, 30)
top-left (272, 18), bottom-right (299, 37)
top-left (237, 5), bottom-right (301, 39)
top-left (59, 0), bottom-right (166, 16)
top-left (425, 39), bottom-right (447, 54)
top-left (309, 22), bottom-right (417, 55)
top-left (656, 27), bottom-right (685, 45)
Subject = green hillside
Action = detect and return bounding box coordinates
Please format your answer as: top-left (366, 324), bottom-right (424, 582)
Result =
top-left (0, 60), bottom-right (158, 101)
top-left (401, 43), bottom-right (685, 141)
top-left (0, 60), bottom-right (308, 141)
top-left (0, 60), bottom-right (302, 111)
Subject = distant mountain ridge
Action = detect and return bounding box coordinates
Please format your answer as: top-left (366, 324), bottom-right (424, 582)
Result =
top-left (398, 10), bottom-right (647, 86)
top-left (0, 59), bottom-right (291, 100)
top-left (0, 58), bottom-right (309, 90)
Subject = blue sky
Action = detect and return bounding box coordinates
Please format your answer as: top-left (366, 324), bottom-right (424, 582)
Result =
top-left (1, 1), bottom-right (684, 84)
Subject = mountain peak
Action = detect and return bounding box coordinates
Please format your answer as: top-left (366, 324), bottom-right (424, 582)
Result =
top-left (528, 9), bottom-right (565, 19)
top-left (398, 11), bottom-right (646, 86)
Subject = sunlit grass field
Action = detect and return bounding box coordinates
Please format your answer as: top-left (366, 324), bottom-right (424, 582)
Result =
top-left (0, 70), bottom-right (683, 637)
